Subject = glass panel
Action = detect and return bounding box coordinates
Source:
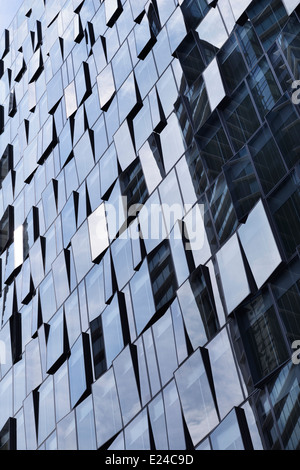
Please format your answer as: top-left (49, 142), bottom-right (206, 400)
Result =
top-left (175, 349), bottom-right (219, 446)
top-left (271, 257), bottom-right (300, 343)
top-left (68, 334), bottom-right (92, 408)
top-left (75, 395), bottom-right (97, 450)
top-left (148, 393), bottom-right (168, 450)
top-left (249, 124), bottom-right (286, 195)
top-left (38, 376), bottom-right (55, 446)
top-left (87, 203), bottom-right (109, 263)
top-left (238, 200), bottom-right (282, 289)
top-left (216, 234), bottom-right (250, 314)
top-left (71, 221), bottom-right (93, 283)
top-left (124, 409), bottom-right (150, 450)
top-left (268, 171), bottom-right (300, 258)
top-left (237, 289), bottom-right (289, 384)
top-left (152, 310), bottom-right (178, 386)
top-left (207, 328), bottom-right (244, 419)
top-left (130, 259), bottom-right (156, 335)
top-left (266, 95), bottom-right (300, 170)
top-left (223, 83), bottom-right (260, 152)
top-left (54, 362), bottom-right (71, 423)
top-left (210, 408), bottom-right (248, 450)
top-left (92, 368), bottom-right (122, 449)
top-left (113, 346), bottom-right (141, 425)
top-left (248, 57), bottom-right (281, 118)
top-left (163, 380), bottom-right (186, 450)
top-left (57, 412), bottom-right (77, 450)
top-left (218, 34), bottom-right (248, 94)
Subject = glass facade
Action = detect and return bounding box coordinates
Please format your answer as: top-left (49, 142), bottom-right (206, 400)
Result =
top-left (0, 0), bottom-right (299, 451)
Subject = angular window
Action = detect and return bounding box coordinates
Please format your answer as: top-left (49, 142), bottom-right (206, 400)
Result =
top-left (163, 380), bottom-right (186, 450)
top-left (114, 119), bottom-right (136, 172)
top-left (111, 234), bottom-right (135, 291)
top-left (57, 412), bottom-right (77, 451)
top-left (112, 40), bottom-right (132, 90)
top-left (37, 376), bottom-right (56, 446)
top-left (148, 240), bottom-right (178, 312)
top-left (54, 362), bottom-right (71, 423)
top-left (249, 124), bottom-right (286, 195)
top-left (75, 62), bottom-right (92, 106)
top-left (271, 258), bottom-right (300, 344)
top-left (52, 250), bottom-right (70, 307)
top-left (0, 145), bottom-right (13, 189)
top-left (71, 221), bottom-right (93, 283)
top-left (216, 234), bottom-right (250, 314)
top-left (184, 75), bottom-right (211, 134)
top-left (266, 95), bottom-right (300, 170)
top-left (99, 144), bottom-right (118, 199)
top-left (42, 179), bottom-right (58, 230)
top-left (148, 393), bottom-right (168, 450)
top-left (85, 263), bottom-right (106, 323)
top-left (238, 200), bottom-right (282, 289)
top-left (0, 418), bottom-right (16, 451)
top-left (160, 113), bottom-right (186, 174)
top-left (236, 22), bottom-right (264, 69)
top-left (248, 57), bottom-right (281, 118)
top-left (218, 34), bottom-right (248, 95)
top-left (74, 130), bottom-right (95, 185)
top-left (196, 6), bottom-right (228, 49)
top-left (207, 328), bottom-right (244, 419)
top-left (105, 0), bottom-right (123, 28)
top-left (62, 192), bottom-right (78, 249)
top-left (268, 171), bottom-right (300, 258)
top-left (223, 147), bottom-right (261, 221)
top-left (196, 113), bottom-right (232, 181)
top-left (97, 63), bottom-right (116, 111)
top-left (120, 157), bottom-right (148, 210)
top-left (166, 6), bottom-right (187, 54)
top-left (210, 408), bottom-right (253, 450)
top-left (175, 349), bottom-right (219, 446)
top-left (39, 272), bottom-right (57, 324)
top-left (181, 0), bottom-right (209, 30)
top-left (124, 409), bottom-right (150, 450)
top-left (236, 289), bottom-right (289, 384)
top-left (152, 310), bottom-right (178, 386)
top-left (190, 265), bottom-right (220, 341)
top-left (203, 58), bottom-right (226, 112)
top-left (247, 0), bottom-right (288, 51)
top-left (117, 72), bottom-right (142, 123)
top-left (47, 70), bottom-right (63, 114)
top-left (64, 81), bottom-right (78, 119)
top-left (68, 333), bottom-right (92, 408)
top-left (75, 395), bottom-right (97, 450)
top-left (93, 367), bottom-right (123, 449)
top-left (207, 173), bottom-right (238, 245)
top-left (130, 259), bottom-right (156, 335)
top-left (46, 307), bottom-right (69, 375)
top-left (113, 345), bottom-right (141, 426)
top-left (87, 203), bottom-right (109, 263)
top-left (223, 83), bottom-right (260, 152)
top-left (135, 13), bottom-right (155, 61)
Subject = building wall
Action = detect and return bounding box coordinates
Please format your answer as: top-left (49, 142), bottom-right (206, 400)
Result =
top-left (0, 0), bottom-right (300, 450)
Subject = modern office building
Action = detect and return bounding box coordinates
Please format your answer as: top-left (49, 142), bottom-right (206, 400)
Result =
top-left (0, 0), bottom-right (299, 451)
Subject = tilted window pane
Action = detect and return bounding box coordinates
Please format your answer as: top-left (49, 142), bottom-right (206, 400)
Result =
top-left (175, 349), bottom-right (219, 446)
top-left (113, 346), bottom-right (141, 425)
top-left (238, 200), bottom-right (282, 289)
top-left (216, 234), bottom-right (250, 314)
